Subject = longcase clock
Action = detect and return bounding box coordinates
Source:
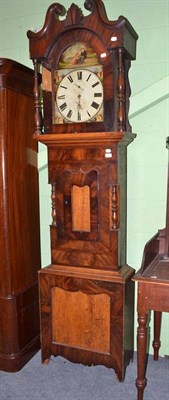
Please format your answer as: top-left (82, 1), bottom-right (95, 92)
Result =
top-left (27, 0), bottom-right (138, 381)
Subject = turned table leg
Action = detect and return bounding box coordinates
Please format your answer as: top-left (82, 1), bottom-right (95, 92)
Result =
top-left (153, 311), bottom-right (162, 360)
top-left (136, 312), bottom-right (148, 400)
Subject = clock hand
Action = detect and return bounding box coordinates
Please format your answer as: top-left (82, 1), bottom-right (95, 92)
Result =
top-left (76, 94), bottom-right (82, 109)
top-left (75, 84), bottom-right (81, 89)
top-left (75, 83), bottom-right (85, 91)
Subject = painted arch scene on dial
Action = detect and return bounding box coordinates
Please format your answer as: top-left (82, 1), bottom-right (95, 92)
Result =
top-left (53, 42), bottom-right (104, 124)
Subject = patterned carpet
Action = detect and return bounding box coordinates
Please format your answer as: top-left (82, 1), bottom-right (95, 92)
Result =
top-left (0, 351), bottom-right (168, 400)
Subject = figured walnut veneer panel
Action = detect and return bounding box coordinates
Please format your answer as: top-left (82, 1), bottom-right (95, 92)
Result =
top-left (42, 67), bottom-right (52, 91)
top-left (71, 185), bottom-right (91, 232)
top-left (52, 287), bottom-right (110, 353)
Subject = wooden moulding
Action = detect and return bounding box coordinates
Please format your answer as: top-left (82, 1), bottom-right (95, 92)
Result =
top-left (33, 131), bottom-right (136, 147)
top-left (27, 1), bottom-right (138, 61)
top-left (39, 263), bottom-right (135, 283)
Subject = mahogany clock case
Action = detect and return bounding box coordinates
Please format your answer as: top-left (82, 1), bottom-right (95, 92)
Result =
top-left (27, 0), bottom-right (138, 381)
top-left (27, 0), bottom-right (138, 135)
top-left (0, 58), bottom-right (41, 372)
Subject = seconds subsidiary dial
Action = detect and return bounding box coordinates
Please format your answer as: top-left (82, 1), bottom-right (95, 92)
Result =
top-left (56, 69), bottom-right (103, 123)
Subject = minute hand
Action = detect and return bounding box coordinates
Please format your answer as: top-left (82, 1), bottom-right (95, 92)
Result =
top-left (75, 83), bottom-right (83, 90)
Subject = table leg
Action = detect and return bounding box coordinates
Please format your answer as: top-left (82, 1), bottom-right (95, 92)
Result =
top-left (153, 311), bottom-right (162, 360)
top-left (136, 312), bottom-right (148, 400)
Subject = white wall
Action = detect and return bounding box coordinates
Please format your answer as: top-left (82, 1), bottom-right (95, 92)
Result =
top-left (1, 0), bottom-right (169, 356)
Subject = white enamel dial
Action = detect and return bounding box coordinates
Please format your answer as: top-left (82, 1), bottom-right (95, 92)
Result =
top-left (56, 69), bottom-right (103, 123)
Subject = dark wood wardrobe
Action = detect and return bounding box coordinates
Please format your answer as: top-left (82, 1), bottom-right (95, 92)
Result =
top-left (0, 58), bottom-right (41, 372)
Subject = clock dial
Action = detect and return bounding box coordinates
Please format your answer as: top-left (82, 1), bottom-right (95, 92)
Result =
top-left (56, 69), bottom-right (103, 123)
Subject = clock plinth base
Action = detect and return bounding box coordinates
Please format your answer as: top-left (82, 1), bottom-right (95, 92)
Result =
top-left (38, 264), bottom-right (135, 381)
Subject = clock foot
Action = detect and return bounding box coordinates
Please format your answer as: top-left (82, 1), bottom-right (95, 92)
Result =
top-left (42, 357), bottom-right (50, 365)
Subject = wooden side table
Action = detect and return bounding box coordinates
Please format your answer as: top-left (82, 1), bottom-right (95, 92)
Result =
top-left (134, 136), bottom-right (169, 399)
top-left (133, 256), bottom-right (169, 400)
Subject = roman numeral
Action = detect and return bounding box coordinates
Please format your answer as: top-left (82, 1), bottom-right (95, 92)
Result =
top-left (91, 101), bottom-right (100, 110)
top-left (87, 111), bottom-right (91, 117)
top-left (86, 73), bottom-right (91, 82)
top-left (77, 111), bottom-right (81, 121)
top-left (94, 93), bottom-right (102, 97)
top-left (77, 71), bottom-right (82, 80)
top-left (92, 81), bottom-right (99, 88)
top-left (60, 102), bottom-right (67, 111)
top-left (58, 95), bottom-right (65, 100)
top-left (67, 75), bottom-right (73, 83)
top-left (67, 110), bottom-right (73, 119)
top-left (60, 85), bottom-right (67, 89)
